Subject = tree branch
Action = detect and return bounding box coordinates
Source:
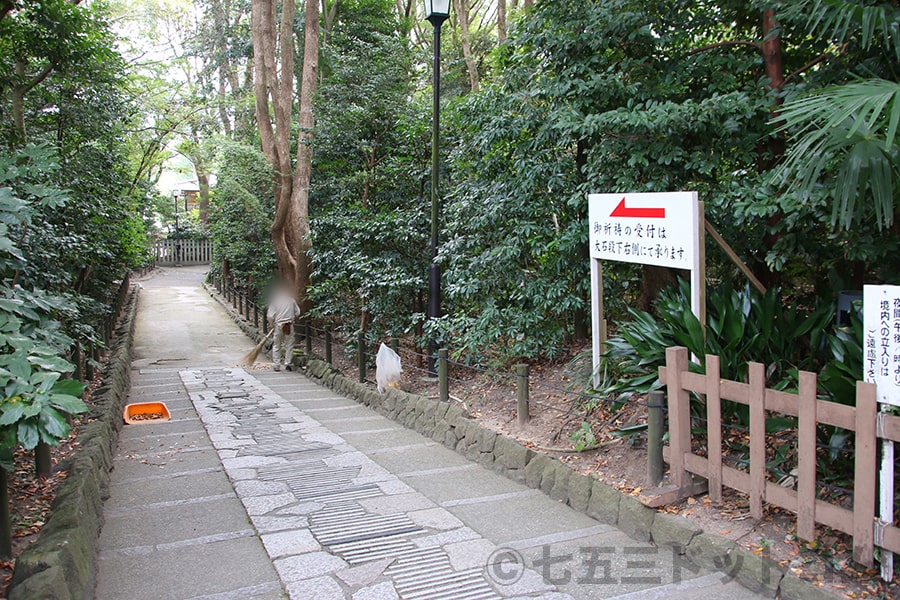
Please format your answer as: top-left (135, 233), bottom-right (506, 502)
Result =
top-left (0, 0), bottom-right (14, 23)
top-left (686, 39), bottom-right (762, 57)
top-left (22, 59), bottom-right (60, 95)
top-left (783, 51), bottom-right (836, 86)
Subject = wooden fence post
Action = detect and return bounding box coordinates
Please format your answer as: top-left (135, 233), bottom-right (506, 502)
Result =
top-left (853, 381), bottom-right (878, 566)
top-left (0, 467), bottom-right (10, 558)
top-left (797, 370), bottom-right (818, 541)
top-left (86, 342), bottom-right (96, 380)
top-left (438, 348), bottom-right (449, 402)
top-left (647, 390), bottom-right (664, 487)
top-left (358, 333), bottom-right (366, 383)
top-left (72, 344), bottom-right (83, 382)
top-left (665, 347), bottom-right (691, 489)
top-left (325, 327), bottom-right (332, 365)
top-left (748, 361), bottom-right (766, 520)
top-left (35, 442), bottom-right (51, 479)
top-left (305, 323), bottom-right (312, 354)
top-left (706, 354), bottom-right (723, 503)
top-left (516, 364), bottom-right (529, 428)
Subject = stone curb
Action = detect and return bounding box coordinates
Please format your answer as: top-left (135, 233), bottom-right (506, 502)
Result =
top-left (205, 283), bottom-right (840, 600)
top-left (7, 286), bottom-right (140, 600)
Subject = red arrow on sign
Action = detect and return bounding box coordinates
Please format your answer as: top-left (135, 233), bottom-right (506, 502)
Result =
top-left (609, 197), bottom-right (666, 219)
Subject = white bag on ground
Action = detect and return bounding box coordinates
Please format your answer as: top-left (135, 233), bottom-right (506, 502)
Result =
top-left (375, 343), bottom-right (402, 393)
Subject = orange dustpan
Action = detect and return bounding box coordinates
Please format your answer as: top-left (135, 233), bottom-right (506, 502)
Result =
top-left (123, 401), bottom-right (171, 424)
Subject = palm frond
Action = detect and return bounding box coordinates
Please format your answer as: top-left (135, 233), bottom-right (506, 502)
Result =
top-left (781, 0), bottom-right (900, 60)
top-left (773, 79), bottom-right (900, 230)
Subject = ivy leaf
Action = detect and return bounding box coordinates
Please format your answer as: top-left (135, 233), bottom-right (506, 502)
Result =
top-left (0, 400), bottom-right (26, 426)
top-left (28, 354), bottom-right (73, 373)
top-left (39, 406), bottom-right (69, 440)
top-left (50, 379), bottom-right (85, 398)
top-left (4, 356), bottom-right (31, 380)
top-left (49, 393), bottom-right (87, 415)
top-left (17, 420), bottom-right (39, 450)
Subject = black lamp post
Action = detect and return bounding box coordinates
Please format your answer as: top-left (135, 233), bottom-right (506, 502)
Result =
top-left (424, 0), bottom-right (450, 376)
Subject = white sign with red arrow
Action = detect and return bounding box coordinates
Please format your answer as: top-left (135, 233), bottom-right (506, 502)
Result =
top-left (588, 192), bottom-right (699, 269)
top-left (587, 191), bottom-right (703, 385)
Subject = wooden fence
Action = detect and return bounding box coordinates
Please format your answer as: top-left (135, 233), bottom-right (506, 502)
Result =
top-left (154, 239), bottom-right (212, 265)
top-left (660, 346), bottom-right (900, 568)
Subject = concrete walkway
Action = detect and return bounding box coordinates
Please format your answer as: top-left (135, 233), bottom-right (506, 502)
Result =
top-left (95, 267), bottom-right (770, 600)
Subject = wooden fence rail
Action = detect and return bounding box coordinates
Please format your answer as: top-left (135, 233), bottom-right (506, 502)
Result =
top-left (660, 346), bottom-right (900, 568)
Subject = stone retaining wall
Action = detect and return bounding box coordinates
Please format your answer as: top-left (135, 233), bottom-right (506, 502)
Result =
top-left (7, 286), bottom-right (140, 600)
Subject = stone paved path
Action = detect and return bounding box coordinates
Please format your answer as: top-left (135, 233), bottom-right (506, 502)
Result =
top-left (94, 267), bottom-right (772, 600)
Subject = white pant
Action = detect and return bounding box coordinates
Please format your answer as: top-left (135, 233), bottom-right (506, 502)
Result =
top-left (272, 322), bottom-right (294, 366)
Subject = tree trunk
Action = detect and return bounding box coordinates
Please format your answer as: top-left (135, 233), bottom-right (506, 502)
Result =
top-left (497, 0), bottom-right (507, 42)
top-left (217, 75), bottom-right (232, 135)
top-left (758, 8), bottom-right (785, 289)
top-left (638, 266), bottom-right (677, 313)
top-left (452, 0), bottom-right (479, 92)
top-left (762, 9), bottom-right (784, 95)
top-left (197, 171), bottom-right (210, 223)
top-left (11, 56), bottom-right (59, 145)
top-left (0, 467), bottom-right (10, 559)
top-left (11, 61), bottom-right (27, 144)
top-left (252, 0), bottom-right (312, 298)
top-left (321, 0), bottom-right (339, 45)
top-left (35, 441), bottom-right (52, 479)
top-left (291, 0), bottom-right (320, 312)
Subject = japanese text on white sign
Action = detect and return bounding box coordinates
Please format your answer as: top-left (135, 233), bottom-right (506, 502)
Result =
top-left (588, 192), bottom-right (699, 270)
top-left (863, 284), bottom-right (900, 407)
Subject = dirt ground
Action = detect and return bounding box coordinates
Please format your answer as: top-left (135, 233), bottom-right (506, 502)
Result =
top-left (316, 337), bottom-right (898, 600)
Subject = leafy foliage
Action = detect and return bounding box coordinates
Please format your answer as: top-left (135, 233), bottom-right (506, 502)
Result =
top-left (775, 79), bottom-right (900, 230)
top-left (595, 281), bottom-right (836, 408)
top-left (207, 139), bottom-right (276, 296)
top-left (308, 0), bottom-right (429, 342)
top-left (0, 146), bottom-right (87, 458)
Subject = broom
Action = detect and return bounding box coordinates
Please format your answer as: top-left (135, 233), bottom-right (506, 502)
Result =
top-left (241, 328), bottom-right (274, 366)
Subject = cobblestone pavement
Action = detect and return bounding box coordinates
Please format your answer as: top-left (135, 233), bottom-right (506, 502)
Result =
top-left (95, 267), bottom-right (772, 599)
top-left (179, 365), bottom-right (770, 600)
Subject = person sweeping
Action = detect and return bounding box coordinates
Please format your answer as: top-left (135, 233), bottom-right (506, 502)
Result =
top-left (266, 281), bottom-right (301, 371)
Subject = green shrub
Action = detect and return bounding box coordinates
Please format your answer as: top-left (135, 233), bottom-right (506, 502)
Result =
top-left (594, 280), bottom-right (836, 414)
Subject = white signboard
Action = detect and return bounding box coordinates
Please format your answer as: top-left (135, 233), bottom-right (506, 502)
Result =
top-left (588, 192), bottom-right (702, 383)
top-left (589, 192), bottom-right (699, 269)
top-left (863, 284), bottom-right (900, 406)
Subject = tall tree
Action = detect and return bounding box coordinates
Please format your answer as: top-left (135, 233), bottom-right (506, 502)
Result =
top-left (452, 0), bottom-right (479, 92)
top-left (251, 0), bottom-right (319, 306)
top-left (294, 0), bottom-right (320, 310)
top-left (0, 0), bottom-right (103, 144)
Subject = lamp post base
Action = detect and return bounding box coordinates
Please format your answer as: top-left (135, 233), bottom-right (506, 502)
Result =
top-left (426, 262), bottom-right (441, 376)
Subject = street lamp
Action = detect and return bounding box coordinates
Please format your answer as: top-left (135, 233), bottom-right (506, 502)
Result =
top-left (424, 0), bottom-right (450, 376)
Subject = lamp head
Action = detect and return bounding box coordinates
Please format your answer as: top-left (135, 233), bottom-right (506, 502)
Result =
top-left (424, 0), bottom-right (450, 25)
